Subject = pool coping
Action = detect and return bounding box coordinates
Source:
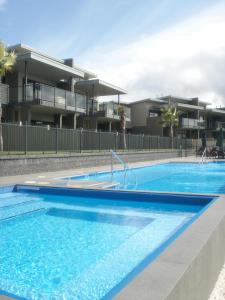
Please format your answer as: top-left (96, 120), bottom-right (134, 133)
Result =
top-left (114, 194), bottom-right (225, 300)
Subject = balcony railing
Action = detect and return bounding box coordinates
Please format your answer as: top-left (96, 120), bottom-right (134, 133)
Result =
top-left (0, 83), bottom-right (9, 105)
top-left (181, 118), bottom-right (205, 129)
top-left (9, 83), bottom-right (87, 113)
top-left (215, 122), bottom-right (225, 130)
top-left (98, 102), bottom-right (131, 121)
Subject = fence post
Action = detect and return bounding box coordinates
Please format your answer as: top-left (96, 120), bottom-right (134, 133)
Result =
top-left (56, 126), bottom-right (58, 154)
top-left (99, 131), bottom-right (101, 152)
top-left (115, 132), bottom-right (118, 151)
top-left (157, 136), bottom-right (160, 150)
top-left (180, 144), bottom-right (182, 157)
top-left (142, 134), bottom-right (144, 151)
top-left (80, 128), bottom-right (83, 153)
top-left (185, 139), bottom-right (187, 157)
top-left (127, 133), bottom-right (129, 151)
top-left (25, 121), bottom-right (28, 155)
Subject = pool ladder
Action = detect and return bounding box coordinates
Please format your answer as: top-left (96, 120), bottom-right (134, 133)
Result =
top-left (200, 147), bottom-right (207, 164)
top-left (110, 150), bottom-right (137, 188)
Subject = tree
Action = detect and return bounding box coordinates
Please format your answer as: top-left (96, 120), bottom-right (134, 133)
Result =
top-left (118, 105), bottom-right (127, 150)
top-left (161, 106), bottom-right (179, 148)
top-left (0, 42), bottom-right (16, 151)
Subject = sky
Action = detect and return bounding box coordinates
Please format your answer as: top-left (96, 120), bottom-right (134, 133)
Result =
top-left (1, 0), bottom-right (225, 106)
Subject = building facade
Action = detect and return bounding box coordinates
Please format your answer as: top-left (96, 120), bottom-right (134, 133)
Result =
top-left (129, 96), bottom-right (225, 139)
top-left (0, 43), bottom-right (224, 139)
top-left (0, 44), bottom-right (129, 131)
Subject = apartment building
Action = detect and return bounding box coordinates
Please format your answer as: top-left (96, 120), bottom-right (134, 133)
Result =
top-left (80, 100), bottom-right (131, 131)
top-left (0, 44), bottom-right (224, 138)
top-left (0, 44), bottom-right (129, 130)
top-left (130, 95), bottom-right (225, 139)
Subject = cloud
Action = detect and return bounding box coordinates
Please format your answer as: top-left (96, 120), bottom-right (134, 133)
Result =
top-left (78, 1), bottom-right (225, 107)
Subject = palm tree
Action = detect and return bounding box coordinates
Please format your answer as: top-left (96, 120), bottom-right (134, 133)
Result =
top-left (161, 106), bottom-right (179, 148)
top-left (0, 42), bottom-right (16, 151)
top-left (0, 42), bottom-right (16, 78)
top-left (118, 105), bottom-right (127, 150)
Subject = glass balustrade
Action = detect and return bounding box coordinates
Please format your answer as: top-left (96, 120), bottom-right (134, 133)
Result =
top-left (9, 83), bottom-right (86, 112)
top-left (76, 93), bottom-right (86, 110)
top-left (98, 102), bottom-right (131, 120)
top-left (66, 91), bottom-right (75, 107)
top-left (8, 84), bottom-right (130, 119)
top-left (182, 118), bottom-right (205, 129)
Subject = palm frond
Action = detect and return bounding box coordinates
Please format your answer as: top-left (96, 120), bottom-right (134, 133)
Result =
top-left (160, 105), bottom-right (179, 128)
top-left (0, 42), bottom-right (16, 76)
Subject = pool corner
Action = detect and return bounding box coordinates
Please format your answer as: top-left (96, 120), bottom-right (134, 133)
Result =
top-left (114, 195), bottom-right (225, 300)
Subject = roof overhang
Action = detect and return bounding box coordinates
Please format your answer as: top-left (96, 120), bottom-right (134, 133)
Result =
top-left (16, 52), bottom-right (85, 78)
top-left (130, 98), bottom-right (167, 105)
top-left (9, 43), bottom-right (97, 80)
top-left (177, 103), bottom-right (205, 111)
top-left (206, 109), bottom-right (225, 115)
top-left (75, 79), bottom-right (127, 97)
top-left (159, 95), bottom-right (193, 103)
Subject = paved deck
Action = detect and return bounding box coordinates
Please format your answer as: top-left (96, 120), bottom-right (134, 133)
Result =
top-left (0, 156), bottom-right (199, 188)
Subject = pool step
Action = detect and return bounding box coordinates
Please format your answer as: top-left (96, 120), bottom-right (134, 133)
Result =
top-left (1, 207), bottom-right (46, 222)
top-left (0, 200), bottom-right (45, 221)
top-left (0, 193), bottom-right (39, 209)
top-left (21, 179), bottom-right (119, 190)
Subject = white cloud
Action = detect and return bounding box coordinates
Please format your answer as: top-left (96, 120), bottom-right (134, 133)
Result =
top-left (78, 1), bottom-right (225, 107)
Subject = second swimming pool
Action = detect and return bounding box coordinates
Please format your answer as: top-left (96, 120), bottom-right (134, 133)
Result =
top-left (65, 162), bottom-right (225, 194)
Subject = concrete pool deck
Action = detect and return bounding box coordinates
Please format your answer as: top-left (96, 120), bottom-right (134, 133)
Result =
top-left (0, 155), bottom-right (207, 188)
top-left (0, 155), bottom-right (225, 300)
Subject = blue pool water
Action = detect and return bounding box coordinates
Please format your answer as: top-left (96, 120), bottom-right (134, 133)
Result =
top-left (67, 162), bottom-right (225, 194)
top-left (0, 186), bottom-right (213, 300)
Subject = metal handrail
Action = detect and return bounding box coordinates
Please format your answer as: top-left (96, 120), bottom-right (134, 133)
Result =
top-left (110, 150), bottom-right (137, 187)
top-left (201, 147), bottom-right (207, 163)
top-left (110, 150), bottom-right (127, 185)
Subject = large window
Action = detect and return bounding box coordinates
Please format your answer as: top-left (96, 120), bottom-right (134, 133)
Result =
top-left (149, 111), bottom-right (159, 117)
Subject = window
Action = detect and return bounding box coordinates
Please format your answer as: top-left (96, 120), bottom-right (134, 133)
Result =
top-left (149, 111), bottom-right (159, 117)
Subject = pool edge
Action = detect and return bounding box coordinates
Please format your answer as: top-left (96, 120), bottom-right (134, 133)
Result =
top-left (0, 186), bottom-right (223, 300)
top-left (114, 195), bottom-right (225, 300)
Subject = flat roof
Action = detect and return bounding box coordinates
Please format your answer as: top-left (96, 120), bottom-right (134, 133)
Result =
top-left (8, 43), bottom-right (97, 80)
top-left (130, 96), bottom-right (211, 108)
top-left (177, 103), bottom-right (205, 111)
top-left (206, 108), bottom-right (225, 115)
top-left (159, 95), bottom-right (193, 102)
top-left (129, 98), bottom-right (168, 105)
top-left (75, 79), bottom-right (127, 96)
top-left (159, 95), bottom-right (211, 106)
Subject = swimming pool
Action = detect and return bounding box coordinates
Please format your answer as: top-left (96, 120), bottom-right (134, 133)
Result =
top-left (66, 162), bottom-right (225, 194)
top-left (0, 185), bottom-right (214, 300)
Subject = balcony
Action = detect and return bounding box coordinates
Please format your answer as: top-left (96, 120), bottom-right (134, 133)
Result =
top-left (0, 83), bottom-right (9, 105)
top-left (9, 83), bottom-right (87, 113)
top-left (214, 121), bottom-right (225, 130)
top-left (96, 102), bottom-right (131, 121)
top-left (181, 118), bottom-right (205, 129)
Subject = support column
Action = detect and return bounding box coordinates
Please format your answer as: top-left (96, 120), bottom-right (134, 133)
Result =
top-left (54, 114), bottom-right (63, 129)
top-left (59, 114), bottom-right (63, 129)
top-left (70, 77), bottom-right (75, 93)
top-left (73, 113), bottom-right (77, 130)
top-left (24, 61), bottom-right (28, 102)
top-left (109, 121), bottom-right (112, 132)
top-left (118, 94), bottom-right (120, 105)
